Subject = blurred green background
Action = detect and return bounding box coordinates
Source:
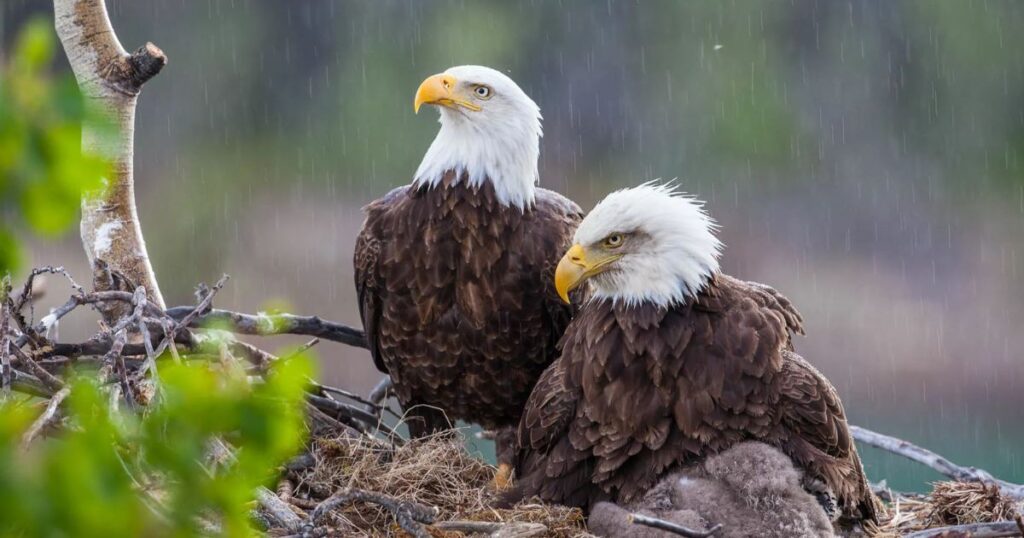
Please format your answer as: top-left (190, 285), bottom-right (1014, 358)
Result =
top-left (2, 1), bottom-right (1022, 493)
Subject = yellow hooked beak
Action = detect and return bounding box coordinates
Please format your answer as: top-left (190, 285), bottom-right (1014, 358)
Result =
top-left (554, 244), bottom-right (622, 303)
top-left (414, 73), bottom-right (482, 113)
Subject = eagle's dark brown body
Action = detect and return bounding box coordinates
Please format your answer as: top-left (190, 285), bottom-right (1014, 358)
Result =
top-left (354, 172), bottom-right (582, 435)
top-left (510, 274), bottom-right (879, 524)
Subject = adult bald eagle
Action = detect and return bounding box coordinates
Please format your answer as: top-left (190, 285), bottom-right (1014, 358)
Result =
top-left (508, 184), bottom-right (879, 525)
top-left (354, 66), bottom-right (581, 451)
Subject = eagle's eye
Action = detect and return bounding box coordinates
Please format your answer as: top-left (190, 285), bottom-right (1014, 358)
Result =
top-left (603, 233), bottom-right (624, 248)
top-left (473, 85), bottom-right (493, 99)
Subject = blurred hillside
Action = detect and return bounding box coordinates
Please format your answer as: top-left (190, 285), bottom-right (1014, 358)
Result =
top-left (2, 1), bottom-right (1022, 492)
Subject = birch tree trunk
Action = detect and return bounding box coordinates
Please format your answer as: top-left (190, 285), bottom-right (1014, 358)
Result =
top-left (53, 0), bottom-right (166, 317)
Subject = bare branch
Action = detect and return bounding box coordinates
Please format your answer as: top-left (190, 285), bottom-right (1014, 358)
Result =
top-left (165, 308), bottom-right (366, 349)
top-left (851, 426), bottom-right (1024, 500)
top-left (901, 521), bottom-right (1023, 538)
top-left (305, 394), bottom-right (402, 441)
top-left (368, 376), bottom-right (392, 405)
top-left (9, 345), bottom-right (65, 392)
top-left (20, 387), bottom-right (71, 449)
top-left (629, 513), bottom-right (722, 537)
top-left (433, 520), bottom-right (548, 537)
top-left (307, 488), bottom-right (437, 538)
top-left (256, 486), bottom-right (304, 532)
top-left (172, 275), bottom-right (230, 337)
top-left (10, 370), bottom-right (55, 398)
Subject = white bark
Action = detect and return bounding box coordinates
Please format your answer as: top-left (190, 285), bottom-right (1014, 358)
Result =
top-left (53, 0), bottom-right (166, 314)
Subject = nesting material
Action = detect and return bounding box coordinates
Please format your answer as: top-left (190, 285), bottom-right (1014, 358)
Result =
top-left (284, 431), bottom-right (590, 537)
top-left (875, 481), bottom-right (1023, 537)
top-left (276, 430), bottom-right (1022, 537)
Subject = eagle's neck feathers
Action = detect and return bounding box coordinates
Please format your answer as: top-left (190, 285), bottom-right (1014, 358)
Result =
top-left (414, 107), bottom-right (541, 210)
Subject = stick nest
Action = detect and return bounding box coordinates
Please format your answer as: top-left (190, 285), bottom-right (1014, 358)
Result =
top-left (280, 431), bottom-right (590, 537)
top-left (876, 481), bottom-right (1024, 536)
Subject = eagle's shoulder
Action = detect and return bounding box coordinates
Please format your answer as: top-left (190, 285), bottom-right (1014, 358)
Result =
top-left (361, 184), bottom-right (413, 221)
top-left (698, 273), bottom-right (805, 341)
top-left (535, 187), bottom-right (584, 222)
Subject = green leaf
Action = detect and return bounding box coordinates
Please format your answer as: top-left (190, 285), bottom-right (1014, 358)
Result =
top-left (0, 227), bottom-right (22, 275)
top-left (13, 19), bottom-right (55, 71)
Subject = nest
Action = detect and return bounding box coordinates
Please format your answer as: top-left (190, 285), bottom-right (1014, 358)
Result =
top-left (278, 430), bottom-right (590, 537)
top-left (875, 481), bottom-right (1024, 537)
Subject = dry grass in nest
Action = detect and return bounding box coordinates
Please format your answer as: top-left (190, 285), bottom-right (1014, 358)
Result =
top-left (875, 481), bottom-right (1023, 537)
top-left (925, 481), bottom-right (1018, 526)
top-left (287, 430), bottom-right (590, 536)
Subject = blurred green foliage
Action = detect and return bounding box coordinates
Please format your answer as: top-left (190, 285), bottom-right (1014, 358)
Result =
top-left (0, 18), bottom-right (109, 275)
top-left (0, 353), bottom-right (313, 537)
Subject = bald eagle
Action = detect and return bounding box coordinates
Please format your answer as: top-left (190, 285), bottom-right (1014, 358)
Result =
top-left (508, 184), bottom-right (880, 525)
top-left (354, 66), bottom-right (581, 452)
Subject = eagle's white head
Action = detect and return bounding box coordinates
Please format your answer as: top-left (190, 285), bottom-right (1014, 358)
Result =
top-left (413, 65), bottom-right (541, 210)
top-left (555, 183), bottom-right (723, 308)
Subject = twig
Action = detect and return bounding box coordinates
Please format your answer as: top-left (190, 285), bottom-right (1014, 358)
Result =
top-left (256, 486), bottom-right (304, 532)
top-left (206, 437), bottom-right (304, 531)
top-left (20, 387), bottom-right (71, 449)
top-left (433, 520), bottom-right (548, 536)
top-left (902, 521), bottom-right (1023, 538)
top-left (7, 368), bottom-right (54, 398)
top-left (276, 478), bottom-right (294, 503)
top-left (368, 376), bottom-right (392, 405)
top-left (173, 275), bottom-right (230, 338)
top-left (851, 426), bottom-right (1024, 499)
top-left (281, 338), bottom-right (320, 362)
top-left (165, 307), bottom-right (366, 348)
top-left (9, 345), bottom-right (65, 391)
top-left (311, 381), bottom-right (384, 412)
top-left (305, 394), bottom-right (402, 441)
top-left (1, 289), bottom-right (12, 392)
top-left (307, 488), bottom-right (438, 538)
top-left (15, 290), bottom-right (170, 348)
top-left (101, 328), bottom-right (133, 408)
top-left (628, 513), bottom-right (722, 537)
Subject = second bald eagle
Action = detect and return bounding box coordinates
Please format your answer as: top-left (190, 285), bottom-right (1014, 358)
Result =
top-left (354, 66), bottom-right (581, 442)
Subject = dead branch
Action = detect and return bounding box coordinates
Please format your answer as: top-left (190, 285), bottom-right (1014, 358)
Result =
top-left (204, 437), bottom-right (305, 531)
top-left (433, 520), bottom-right (548, 537)
top-left (20, 387), bottom-right (71, 449)
top-left (53, 0), bottom-right (167, 319)
top-left (307, 488), bottom-right (438, 538)
top-left (901, 521), bottom-right (1023, 538)
top-left (165, 308), bottom-right (366, 348)
top-left (851, 426), bottom-right (1024, 500)
top-left (305, 394), bottom-right (401, 441)
top-left (629, 513), bottom-right (723, 537)
top-left (7, 369), bottom-right (55, 398)
top-left (14, 289), bottom-right (169, 349)
top-left (171, 275), bottom-right (229, 337)
top-left (368, 375), bottom-right (392, 405)
top-left (257, 486), bottom-right (304, 532)
top-left (9, 345), bottom-right (65, 391)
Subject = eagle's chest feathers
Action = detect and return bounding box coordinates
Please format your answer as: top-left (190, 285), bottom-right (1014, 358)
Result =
top-left (568, 298), bottom-right (785, 441)
top-left (395, 178), bottom-right (535, 328)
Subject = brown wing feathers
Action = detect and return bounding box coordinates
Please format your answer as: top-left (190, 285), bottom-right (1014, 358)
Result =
top-left (509, 275), bottom-right (878, 524)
